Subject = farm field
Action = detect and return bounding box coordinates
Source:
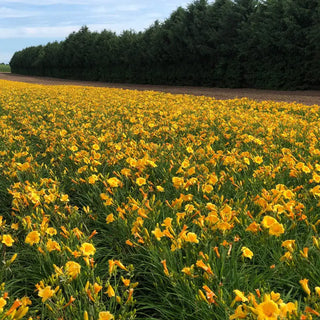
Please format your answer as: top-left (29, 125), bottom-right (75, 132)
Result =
top-left (1, 79), bottom-right (320, 319)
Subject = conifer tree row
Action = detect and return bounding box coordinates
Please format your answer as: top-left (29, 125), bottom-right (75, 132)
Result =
top-left (10, 0), bottom-right (320, 90)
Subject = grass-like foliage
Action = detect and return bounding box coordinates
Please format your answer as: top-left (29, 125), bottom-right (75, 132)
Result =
top-left (0, 64), bottom-right (10, 72)
top-left (0, 80), bottom-right (320, 319)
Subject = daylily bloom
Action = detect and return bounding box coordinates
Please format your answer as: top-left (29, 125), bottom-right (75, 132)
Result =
top-left (241, 246), bottom-right (253, 259)
top-left (98, 311), bottom-right (114, 320)
top-left (65, 261), bottom-right (81, 279)
top-left (80, 242), bottom-right (96, 256)
top-left (299, 279), bottom-right (311, 296)
top-left (38, 286), bottom-right (54, 302)
top-left (25, 231), bottom-right (40, 246)
top-left (2, 234), bottom-right (14, 247)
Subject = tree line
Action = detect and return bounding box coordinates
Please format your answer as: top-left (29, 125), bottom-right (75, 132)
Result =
top-left (10, 0), bottom-right (320, 89)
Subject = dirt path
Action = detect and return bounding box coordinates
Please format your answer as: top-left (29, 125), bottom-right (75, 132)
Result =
top-left (0, 72), bottom-right (319, 105)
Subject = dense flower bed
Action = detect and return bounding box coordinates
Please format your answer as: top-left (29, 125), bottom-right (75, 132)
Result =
top-left (0, 80), bottom-right (320, 319)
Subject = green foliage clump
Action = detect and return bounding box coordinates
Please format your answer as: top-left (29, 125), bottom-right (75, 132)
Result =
top-left (0, 63), bottom-right (11, 72)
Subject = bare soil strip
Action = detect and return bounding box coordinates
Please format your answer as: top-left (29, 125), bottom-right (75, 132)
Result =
top-left (0, 72), bottom-right (319, 105)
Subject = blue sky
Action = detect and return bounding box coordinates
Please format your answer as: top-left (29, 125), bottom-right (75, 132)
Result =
top-left (0, 0), bottom-right (191, 63)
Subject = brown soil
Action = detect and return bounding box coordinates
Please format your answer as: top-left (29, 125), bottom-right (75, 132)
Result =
top-left (0, 72), bottom-right (319, 105)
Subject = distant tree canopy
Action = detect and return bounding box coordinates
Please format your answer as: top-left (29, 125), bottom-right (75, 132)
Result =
top-left (10, 0), bottom-right (320, 89)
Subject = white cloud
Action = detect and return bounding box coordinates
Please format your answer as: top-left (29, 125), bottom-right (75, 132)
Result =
top-left (113, 4), bottom-right (143, 12)
top-left (0, 25), bottom-right (97, 39)
top-left (1, 0), bottom-right (85, 4)
top-left (0, 21), bottom-right (154, 40)
top-left (1, 0), bottom-right (123, 5)
top-left (1, 0), bottom-right (190, 8)
top-left (0, 7), bottom-right (40, 18)
top-left (90, 4), bottom-right (144, 17)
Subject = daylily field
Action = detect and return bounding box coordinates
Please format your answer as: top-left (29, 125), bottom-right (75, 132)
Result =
top-left (1, 79), bottom-right (320, 319)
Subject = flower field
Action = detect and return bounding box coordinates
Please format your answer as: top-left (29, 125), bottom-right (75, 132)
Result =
top-left (0, 79), bottom-right (320, 319)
